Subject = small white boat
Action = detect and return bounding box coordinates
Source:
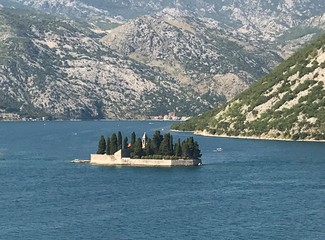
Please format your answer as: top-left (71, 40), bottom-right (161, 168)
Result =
top-left (71, 159), bottom-right (90, 163)
top-left (213, 148), bottom-right (223, 152)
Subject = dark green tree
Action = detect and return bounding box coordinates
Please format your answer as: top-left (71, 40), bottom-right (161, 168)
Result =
top-left (187, 137), bottom-right (195, 158)
top-left (130, 132), bottom-right (136, 148)
top-left (152, 130), bottom-right (163, 154)
top-left (110, 133), bottom-right (118, 154)
top-left (133, 138), bottom-right (143, 158)
top-left (117, 131), bottom-right (122, 150)
top-left (123, 136), bottom-right (129, 149)
top-left (106, 137), bottom-right (111, 155)
top-left (193, 141), bottom-right (202, 159)
top-left (96, 135), bottom-right (106, 154)
top-left (159, 133), bottom-right (172, 156)
top-left (174, 138), bottom-right (182, 157)
top-left (170, 134), bottom-right (174, 155)
top-left (180, 137), bottom-right (201, 159)
top-left (144, 139), bottom-right (153, 156)
top-left (182, 141), bottom-right (190, 158)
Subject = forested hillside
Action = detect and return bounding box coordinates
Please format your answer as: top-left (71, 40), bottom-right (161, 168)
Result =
top-left (172, 34), bottom-right (325, 141)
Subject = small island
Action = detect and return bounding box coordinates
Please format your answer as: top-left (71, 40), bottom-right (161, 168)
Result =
top-left (89, 130), bottom-right (202, 167)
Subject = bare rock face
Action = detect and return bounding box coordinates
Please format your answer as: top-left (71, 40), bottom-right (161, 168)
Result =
top-left (17, 0), bottom-right (325, 53)
top-left (0, 9), bottom-right (208, 119)
top-left (212, 74), bottom-right (249, 100)
top-left (101, 11), bottom-right (281, 103)
top-left (5, 0), bottom-right (325, 46)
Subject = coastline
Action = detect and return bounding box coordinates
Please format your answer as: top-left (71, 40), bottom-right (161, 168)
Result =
top-left (0, 118), bottom-right (186, 123)
top-left (181, 130), bottom-right (325, 143)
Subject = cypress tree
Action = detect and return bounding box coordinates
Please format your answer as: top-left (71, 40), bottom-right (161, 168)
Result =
top-left (187, 137), bottom-right (195, 158)
top-left (133, 138), bottom-right (143, 158)
top-left (110, 133), bottom-right (118, 154)
top-left (130, 132), bottom-right (136, 148)
top-left (170, 134), bottom-right (174, 155)
top-left (182, 141), bottom-right (190, 158)
top-left (123, 136), bottom-right (129, 149)
top-left (174, 139), bottom-right (182, 157)
top-left (144, 139), bottom-right (153, 156)
top-left (193, 141), bottom-right (202, 159)
top-left (178, 138), bottom-right (182, 155)
top-left (152, 130), bottom-right (163, 154)
top-left (159, 133), bottom-right (172, 156)
top-left (117, 131), bottom-right (122, 150)
top-left (106, 137), bottom-right (111, 155)
top-left (96, 135), bottom-right (106, 154)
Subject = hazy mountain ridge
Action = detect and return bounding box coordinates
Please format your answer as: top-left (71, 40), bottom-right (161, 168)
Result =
top-left (5, 0), bottom-right (325, 43)
top-left (0, 9), bottom-right (208, 119)
top-left (172, 34), bottom-right (325, 141)
top-left (275, 12), bottom-right (325, 57)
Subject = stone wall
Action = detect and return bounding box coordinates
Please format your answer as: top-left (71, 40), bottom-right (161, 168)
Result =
top-left (90, 154), bottom-right (117, 165)
top-left (119, 158), bottom-right (174, 167)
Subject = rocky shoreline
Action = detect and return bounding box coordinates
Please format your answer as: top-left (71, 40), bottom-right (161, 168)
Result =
top-left (193, 130), bottom-right (325, 143)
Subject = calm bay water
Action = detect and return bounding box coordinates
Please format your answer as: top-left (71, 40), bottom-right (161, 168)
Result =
top-left (0, 121), bottom-right (324, 239)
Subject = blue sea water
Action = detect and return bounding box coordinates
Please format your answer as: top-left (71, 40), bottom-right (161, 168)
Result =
top-left (0, 121), bottom-right (324, 240)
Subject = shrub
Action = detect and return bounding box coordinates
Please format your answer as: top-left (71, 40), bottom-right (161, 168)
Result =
top-left (291, 133), bottom-right (300, 141)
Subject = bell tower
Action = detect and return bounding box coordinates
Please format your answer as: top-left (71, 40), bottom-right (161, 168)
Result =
top-left (142, 132), bottom-right (148, 149)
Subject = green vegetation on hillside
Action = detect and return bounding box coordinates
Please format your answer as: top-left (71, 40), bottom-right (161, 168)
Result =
top-left (172, 34), bottom-right (325, 141)
top-left (276, 26), bottom-right (323, 44)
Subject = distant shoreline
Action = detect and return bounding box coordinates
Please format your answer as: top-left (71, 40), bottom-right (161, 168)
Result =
top-left (172, 129), bottom-right (325, 143)
top-left (196, 130), bottom-right (325, 143)
top-left (0, 119), bottom-right (186, 122)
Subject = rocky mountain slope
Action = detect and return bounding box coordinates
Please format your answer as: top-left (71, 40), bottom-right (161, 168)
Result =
top-left (172, 34), bottom-right (325, 141)
top-left (7, 0), bottom-right (324, 98)
top-left (4, 0), bottom-right (325, 52)
top-left (2, 1), bottom-right (325, 59)
top-left (101, 8), bottom-right (281, 102)
top-left (275, 12), bottom-right (325, 57)
top-left (0, 8), bottom-right (208, 119)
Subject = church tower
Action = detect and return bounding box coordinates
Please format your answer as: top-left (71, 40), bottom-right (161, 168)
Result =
top-left (142, 132), bottom-right (148, 149)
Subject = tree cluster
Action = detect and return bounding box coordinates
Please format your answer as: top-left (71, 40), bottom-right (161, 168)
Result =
top-left (96, 131), bottom-right (128, 155)
top-left (96, 130), bottom-right (202, 160)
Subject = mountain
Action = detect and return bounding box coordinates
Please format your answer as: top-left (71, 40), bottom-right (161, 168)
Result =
top-left (275, 12), bottom-right (325, 57)
top-left (6, 0), bottom-right (324, 96)
top-left (4, 0), bottom-right (325, 42)
top-left (172, 34), bottom-right (325, 141)
top-left (0, 1), bottom-right (325, 120)
top-left (0, 8), bottom-right (208, 119)
top-left (100, 8), bottom-right (281, 102)
top-left (2, 1), bottom-right (325, 55)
